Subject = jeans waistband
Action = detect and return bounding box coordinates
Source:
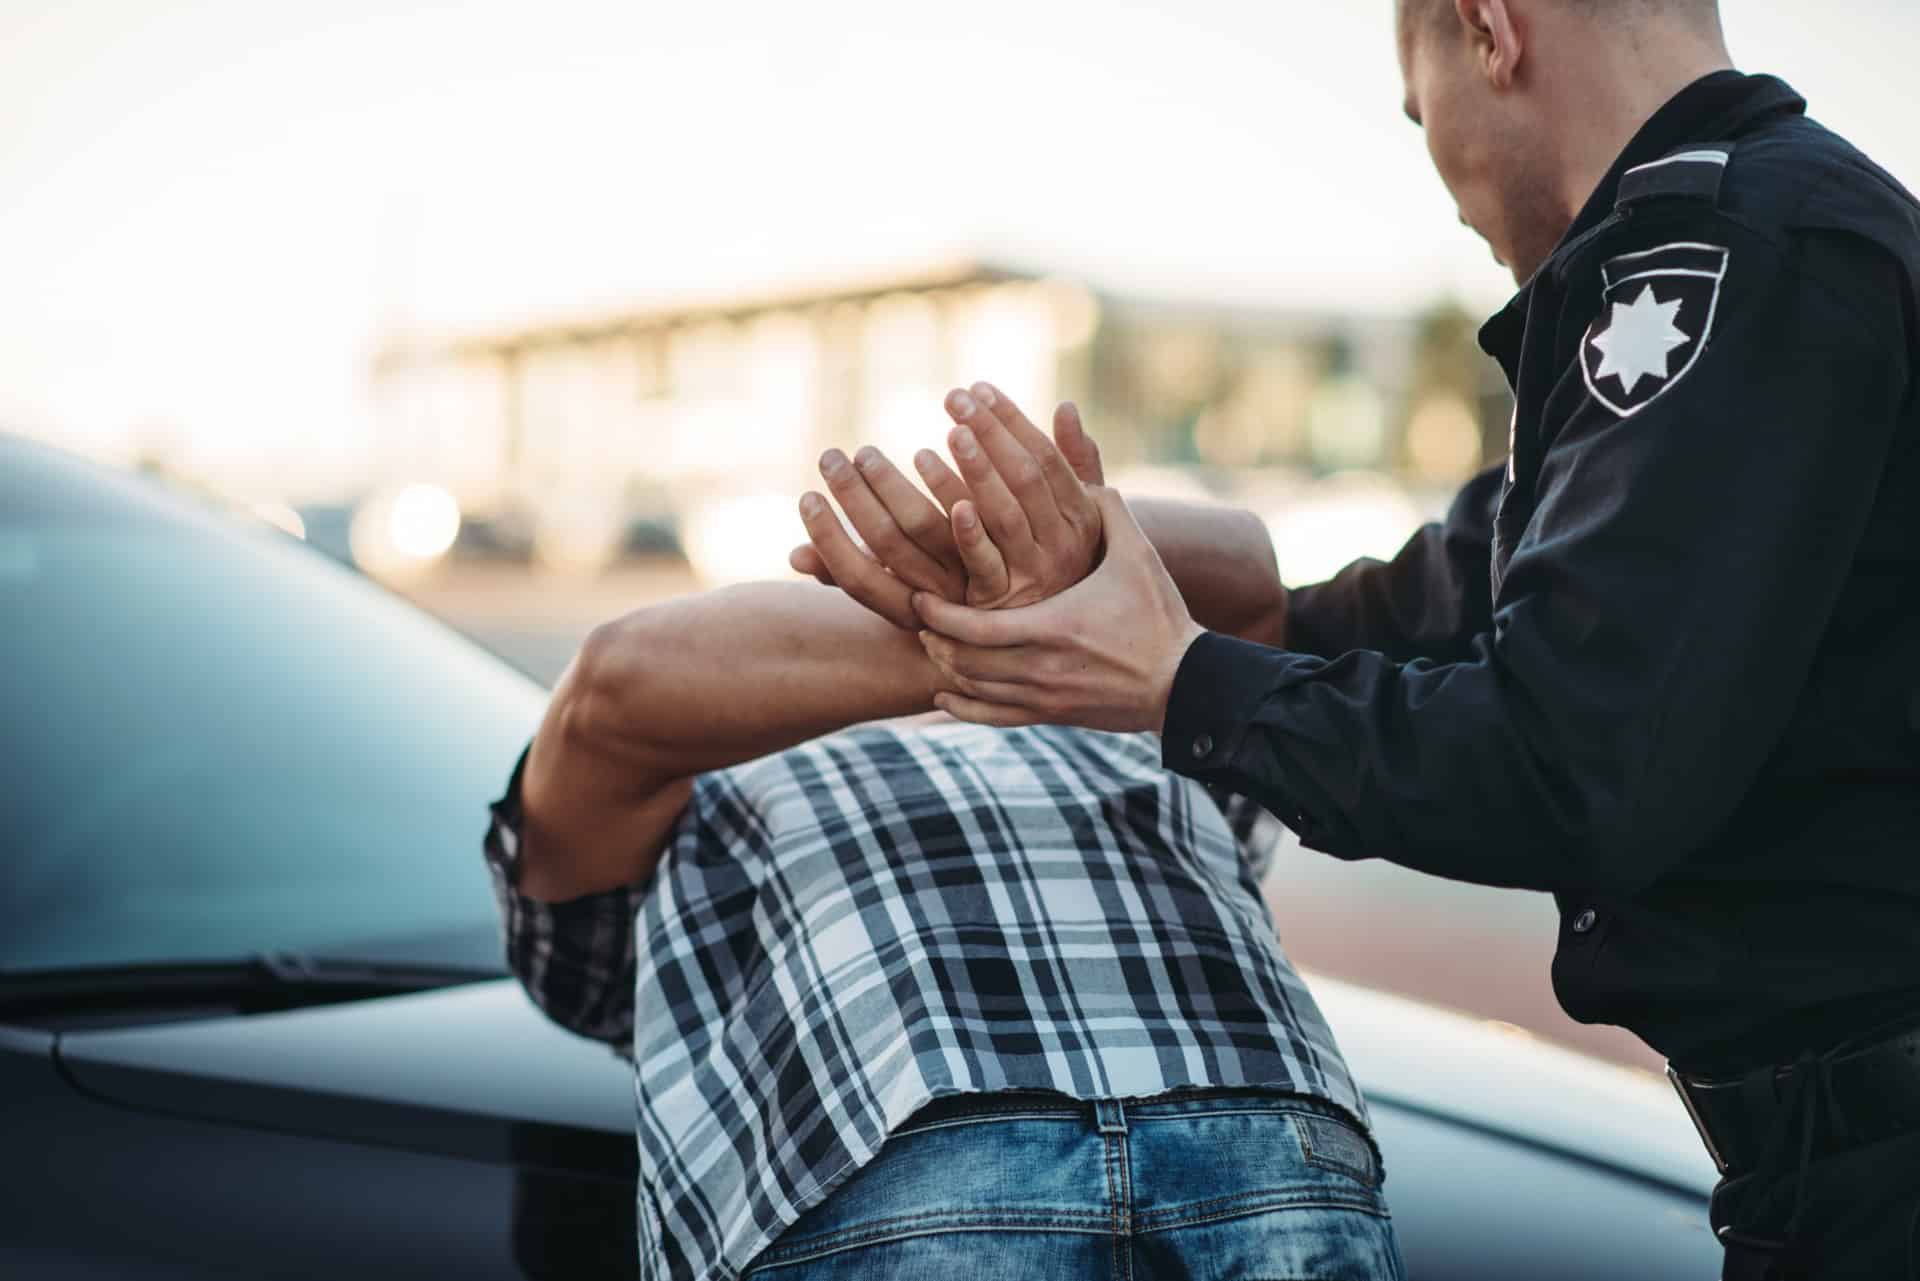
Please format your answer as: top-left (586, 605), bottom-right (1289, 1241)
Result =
top-left (893, 1086), bottom-right (1361, 1137)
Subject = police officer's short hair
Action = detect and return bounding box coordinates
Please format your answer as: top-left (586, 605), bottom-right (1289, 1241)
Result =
top-left (1406, 0), bottom-right (1721, 31)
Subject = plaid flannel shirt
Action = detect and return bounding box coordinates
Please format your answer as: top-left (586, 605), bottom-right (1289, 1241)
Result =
top-left (484, 719), bottom-right (1369, 1281)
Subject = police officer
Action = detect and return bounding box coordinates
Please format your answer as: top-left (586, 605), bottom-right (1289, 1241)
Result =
top-left (838, 2), bottom-right (1920, 1277)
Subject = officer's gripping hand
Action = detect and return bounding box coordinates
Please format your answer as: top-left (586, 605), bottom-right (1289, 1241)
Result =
top-left (790, 380), bottom-right (1106, 629)
top-left (912, 486), bottom-right (1207, 735)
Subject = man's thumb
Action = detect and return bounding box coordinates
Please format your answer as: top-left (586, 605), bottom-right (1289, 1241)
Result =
top-left (1053, 402), bottom-right (1104, 486)
top-left (1092, 487), bottom-right (1146, 550)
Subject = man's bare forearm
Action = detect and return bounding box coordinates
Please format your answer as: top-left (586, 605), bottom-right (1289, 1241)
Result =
top-left (516, 581), bottom-right (941, 901)
top-left (1127, 497), bottom-right (1288, 649)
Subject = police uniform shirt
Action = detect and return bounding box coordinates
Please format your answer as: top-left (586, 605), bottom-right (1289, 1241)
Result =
top-left (1163, 71), bottom-right (1920, 1073)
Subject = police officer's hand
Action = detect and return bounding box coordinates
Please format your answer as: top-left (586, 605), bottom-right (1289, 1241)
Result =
top-left (790, 381), bottom-right (1106, 629)
top-left (912, 486), bottom-right (1207, 734)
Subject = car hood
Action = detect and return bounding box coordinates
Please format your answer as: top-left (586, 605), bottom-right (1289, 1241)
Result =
top-left (1308, 972), bottom-right (1717, 1197)
top-left (53, 973), bottom-right (1717, 1194)
top-left (55, 980), bottom-right (639, 1176)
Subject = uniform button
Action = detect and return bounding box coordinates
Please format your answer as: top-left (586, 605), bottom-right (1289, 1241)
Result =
top-left (1572, 908), bottom-right (1598, 935)
top-left (1192, 733), bottom-right (1214, 760)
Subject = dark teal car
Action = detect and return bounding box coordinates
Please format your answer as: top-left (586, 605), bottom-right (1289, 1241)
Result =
top-left (0, 434), bottom-right (1721, 1279)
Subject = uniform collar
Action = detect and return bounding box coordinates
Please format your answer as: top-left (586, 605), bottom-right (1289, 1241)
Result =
top-left (1477, 70), bottom-right (1808, 366)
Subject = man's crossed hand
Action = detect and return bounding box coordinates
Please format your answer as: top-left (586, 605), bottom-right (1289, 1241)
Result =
top-left (794, 380), bottom-right (1207, 735)
top-left (789, 382), bottom-right (1107, 629)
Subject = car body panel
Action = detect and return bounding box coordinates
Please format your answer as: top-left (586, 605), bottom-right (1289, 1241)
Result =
top-left (55, 982), bottom-right (636, 1175)
top-left (1309, 974), bottom-right (1717, 1198)
top-left (2, 435), bottom-right (1727, 1279)
top-left (51, 972), bottom-right (1718, 1196)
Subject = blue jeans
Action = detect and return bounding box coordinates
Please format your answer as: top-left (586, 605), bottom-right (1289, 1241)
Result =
top-left (738, 1087), bottom-right (1407, 1280)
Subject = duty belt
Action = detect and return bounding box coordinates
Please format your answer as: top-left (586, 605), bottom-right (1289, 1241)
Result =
top-left (1667, 1016), bottom-right (1920, 1176)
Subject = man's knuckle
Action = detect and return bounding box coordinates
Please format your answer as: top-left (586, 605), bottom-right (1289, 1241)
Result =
top-left (1006, 457), bottom-right (1044, 492)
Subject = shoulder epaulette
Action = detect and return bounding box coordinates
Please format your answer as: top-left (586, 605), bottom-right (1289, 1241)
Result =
top-left (1616, 144), bottom-right (1733, 211)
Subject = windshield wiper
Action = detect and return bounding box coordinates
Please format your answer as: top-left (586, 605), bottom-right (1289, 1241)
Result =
top-left (0, 951), bottom-right (501, 1019)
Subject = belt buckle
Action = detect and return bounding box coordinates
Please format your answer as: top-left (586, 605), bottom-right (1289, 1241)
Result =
top-left (1666, 1063), bottom-right (1731, 1176)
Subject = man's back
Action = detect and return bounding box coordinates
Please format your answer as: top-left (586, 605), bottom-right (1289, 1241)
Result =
top-left (487, 718), bottom-right (1371, 1281)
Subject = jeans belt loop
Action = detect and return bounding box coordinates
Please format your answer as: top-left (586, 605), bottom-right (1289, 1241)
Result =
top-left (1093, 1098), bottom-right (1128, 1136)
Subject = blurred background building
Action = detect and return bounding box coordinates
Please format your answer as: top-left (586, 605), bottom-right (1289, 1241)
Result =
top-left (359, 258), bottom-right (1511, 592)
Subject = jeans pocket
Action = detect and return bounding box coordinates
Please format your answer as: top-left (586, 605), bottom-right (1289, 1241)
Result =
top-left (1291, 1107), bottom-right (1380, 1190)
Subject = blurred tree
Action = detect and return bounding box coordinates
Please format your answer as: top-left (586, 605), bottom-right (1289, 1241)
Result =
top-left (1403, 299), bottom-right (1514, 472)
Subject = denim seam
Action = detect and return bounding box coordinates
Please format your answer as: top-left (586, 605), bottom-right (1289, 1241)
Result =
top-left (892, 1108), bottom-right (1084, 1136)
top-left (1124, 1103), bottom-right (1344, 1123)
top-left (743, 1218), bottom-right (1117, 1273)
top-left (747, 1209), bottom-right (1117, 1263)
top-left (1133, 1187), bottom-right (1392, 1233)
top-left (1143, 1196), bottom-right (1395, 1235)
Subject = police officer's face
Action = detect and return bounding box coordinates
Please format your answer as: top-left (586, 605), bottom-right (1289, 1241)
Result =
top-left (1397, 1), bottom-right (1560, 282)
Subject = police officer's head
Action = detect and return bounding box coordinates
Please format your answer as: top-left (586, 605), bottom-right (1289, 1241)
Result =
top-left (1395, 0), bottom-right (1730, 283)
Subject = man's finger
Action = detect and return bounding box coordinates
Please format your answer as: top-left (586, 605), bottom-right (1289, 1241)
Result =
top-left (932, 691), bottom-right (1043, 729)
top-left (1053, 401), bottom-right (1105, 487)
top-left (798, 492), bottom-right (917, 629)
top-left (948, 423), bottom-right (1037, 561)
top-left (959, 383), bottom-right (1069, 547)
top-left (914, 449), bottom-right (971, 516)
top-left (853, 446), bottom-right (961, 565)
top-left (911, 590), bottom-right (1030, 647)
top-left (920, 629), bottom-right (1035, 684)
top-left (789, 543), bottom-right (836, 586)
top-left (973, 381), bottom-right (1094, 528)
top-left (820, 449), bottom-right (962, 598)
top-left (951, 500), bottom-right (1010, 603)
top-left (1091, 485), bottom-right (1150, 552)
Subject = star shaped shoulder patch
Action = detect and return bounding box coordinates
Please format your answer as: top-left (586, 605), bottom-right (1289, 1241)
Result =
top-left (1579, 241), bottom-right (1729, 417)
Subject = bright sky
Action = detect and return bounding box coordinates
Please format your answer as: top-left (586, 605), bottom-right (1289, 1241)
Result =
top-left (3, 0), bottom-right (1915, 494)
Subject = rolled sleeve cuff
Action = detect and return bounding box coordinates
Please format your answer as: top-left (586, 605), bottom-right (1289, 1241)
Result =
top-left (482, 740), bottom-right (644, 1058)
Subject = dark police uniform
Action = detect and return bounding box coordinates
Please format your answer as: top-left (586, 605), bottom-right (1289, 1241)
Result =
top-left (1161, 71), bottom-right (1920, 1279)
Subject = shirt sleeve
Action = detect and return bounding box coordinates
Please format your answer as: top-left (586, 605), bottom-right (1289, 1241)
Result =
top-left (1162, 219), bottom-right (1911, 897)
top-left (482, 740), bottom-right (650, 1063)
top-left (1282, 460), bottom-right (1503, 663)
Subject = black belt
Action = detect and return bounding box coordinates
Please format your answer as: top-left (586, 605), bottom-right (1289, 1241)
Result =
top-left (1667, 1016), bottom-right (1920, 1177)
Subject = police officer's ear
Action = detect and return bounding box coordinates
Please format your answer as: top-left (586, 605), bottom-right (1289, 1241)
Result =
top-left (1452, 0), bottom-right (1524, 91)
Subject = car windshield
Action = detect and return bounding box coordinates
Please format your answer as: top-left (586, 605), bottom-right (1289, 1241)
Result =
top-left (1, 440), bottom-right (546, 977)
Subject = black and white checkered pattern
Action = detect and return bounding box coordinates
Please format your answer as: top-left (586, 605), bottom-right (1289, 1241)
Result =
top-left (484, 721), bottom-right (1369, 1281)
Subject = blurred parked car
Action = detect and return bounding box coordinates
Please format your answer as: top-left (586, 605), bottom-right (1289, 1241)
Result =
top-left (0, 434), bottom-right (1720, 1279)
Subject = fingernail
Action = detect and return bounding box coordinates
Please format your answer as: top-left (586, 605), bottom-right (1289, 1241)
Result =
top-left (955, 505), bottom-right (977, 531)
top-left (952, 428), bottom-right (978, 458)
top-left (854, 447), bottom-right (880, 472)
top-left (800, 492), bottom-right (825, 515)
top-left (914, 449), bottom-right (940, 472)
top-left (971, 382), bottom-right (996, 407)
top-left (950, 390), bottom-right (976, 417)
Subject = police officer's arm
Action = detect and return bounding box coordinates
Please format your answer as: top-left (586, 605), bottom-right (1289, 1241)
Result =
top-left (513, 582), bottom-right (943, 902)
top-left (914, 220), bottom-right (1909, 896)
